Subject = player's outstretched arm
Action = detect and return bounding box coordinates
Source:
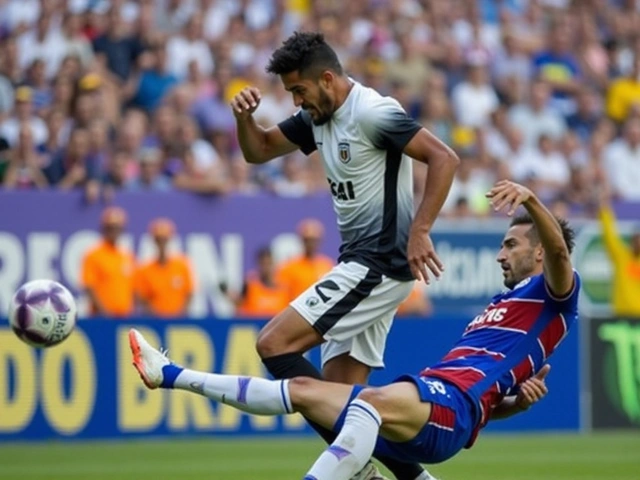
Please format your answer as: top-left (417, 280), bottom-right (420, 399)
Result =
top-left (491, 365), bottom-right (551, 420)
top-left (230, 87), bottom-right (299, 164)
top-left (486, 180), bottom-right (574, 297)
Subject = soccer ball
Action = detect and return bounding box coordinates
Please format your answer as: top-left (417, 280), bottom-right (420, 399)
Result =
top-left (8, 279), bottom-right (77, 348)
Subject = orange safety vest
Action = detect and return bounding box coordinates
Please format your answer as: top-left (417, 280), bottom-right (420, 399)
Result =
top-left (237, 273), bottom-right (289, 318)
top-left (81, 241), bottom-right (135, 317)
top-left (276, 254), bottom-right (334, 302)
top-left (134, 254), bottom-right (195, 317)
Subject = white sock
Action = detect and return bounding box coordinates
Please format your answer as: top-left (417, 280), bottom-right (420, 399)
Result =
top-left (415, 471), bottom-right (438, 480)
top-left (304, 399), bottom-right (381, 480)
top-left (173, 369), bottom-right (293, 415)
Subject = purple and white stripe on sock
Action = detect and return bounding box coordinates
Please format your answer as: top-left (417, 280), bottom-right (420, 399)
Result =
top-left (326, 445), bottom-right (352, 461)
top-left (237, 377), bottom-right (251, 404)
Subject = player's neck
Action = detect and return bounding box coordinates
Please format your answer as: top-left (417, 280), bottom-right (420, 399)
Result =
top-left (333, 76), bottom-right (354, 109)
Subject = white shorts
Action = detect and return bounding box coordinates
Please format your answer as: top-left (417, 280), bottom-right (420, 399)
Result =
top-left (290, 261), bottom-right (413, 369)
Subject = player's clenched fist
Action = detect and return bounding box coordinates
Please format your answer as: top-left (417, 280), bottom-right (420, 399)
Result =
top-left (230, 87), bottom-right (262, 119)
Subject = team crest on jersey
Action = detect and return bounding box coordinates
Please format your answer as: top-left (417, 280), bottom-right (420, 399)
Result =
top-left (338, 142), bottom-right (351, 163)
top-left (305, 296), bottom-right (320, 308)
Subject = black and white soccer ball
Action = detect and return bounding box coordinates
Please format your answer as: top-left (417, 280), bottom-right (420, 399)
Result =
top-left (8, 279), bottom-right (78, 348)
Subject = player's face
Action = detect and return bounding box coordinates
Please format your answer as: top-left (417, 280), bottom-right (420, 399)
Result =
top-left (280, 71), bottom-right (335, 125)
top-left (497, 225), bottom-right (541, 289)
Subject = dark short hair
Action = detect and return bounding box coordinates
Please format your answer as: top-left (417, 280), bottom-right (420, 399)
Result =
top-left (266, 31), bottom-right (343, 78)
top-left (510, 213), bottom-right (576, 254)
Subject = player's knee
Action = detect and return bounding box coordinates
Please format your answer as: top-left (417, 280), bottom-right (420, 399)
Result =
top-left (255, 327), bottom-right (283, 358)
top-left (288, 376), bottom-right (321, 413)
top-left (357, 387), bottom-right (388, 414)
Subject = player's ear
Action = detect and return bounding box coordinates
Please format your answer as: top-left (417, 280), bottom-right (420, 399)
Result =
top-left (320, 70), bottom-right (333, 88)
top-left (536, 245), bottom-right (544, 262)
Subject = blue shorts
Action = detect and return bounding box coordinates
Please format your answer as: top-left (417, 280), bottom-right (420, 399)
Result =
top-left (333, 375), bottom-right (479, 464)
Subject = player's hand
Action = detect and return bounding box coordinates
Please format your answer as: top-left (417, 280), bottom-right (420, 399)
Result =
top-left (407, 230), bottom-right (444, 284)
top-left (230, 87), bottom-right (262, 120)
top-left (485, 180), bottom-right (534, 216)
top-left (516, 364), bottom-right (550, 410)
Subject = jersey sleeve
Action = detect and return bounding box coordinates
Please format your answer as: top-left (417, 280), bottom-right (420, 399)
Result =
top-left (544, 270), bottom-right (581, 312)
top-left (359, 98), bottom-right (422, 152)
top-left (277, 110), bottom-right (316, 155)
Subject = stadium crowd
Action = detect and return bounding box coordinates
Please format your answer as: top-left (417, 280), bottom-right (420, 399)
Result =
top-left (1, 0), bottom-right (640, 219)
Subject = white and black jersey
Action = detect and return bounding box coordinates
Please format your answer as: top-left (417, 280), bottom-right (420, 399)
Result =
top-left (278, 81), bottom-right (421, 281)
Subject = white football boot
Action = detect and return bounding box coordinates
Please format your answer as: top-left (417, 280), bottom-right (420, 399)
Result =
top-left (351, 462), bottom-right (390, 480)
top-left (129, 328), bottom-right (171, 389)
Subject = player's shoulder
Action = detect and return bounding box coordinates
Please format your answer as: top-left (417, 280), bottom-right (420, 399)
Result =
top-left (290, 108), bottom-right (313, 126)
top-left (353, 83), bottom-right (404, 118)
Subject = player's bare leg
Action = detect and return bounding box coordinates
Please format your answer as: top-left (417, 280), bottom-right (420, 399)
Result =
top-left (323, 353), bottom-right (372, 384)
top-left (303, 382), bottom-right (435, 480)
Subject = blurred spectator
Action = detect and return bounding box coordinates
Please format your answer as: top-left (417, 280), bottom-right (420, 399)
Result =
top-left (44, 127), bottom-right (99, 190)
top-left (0, 0), bottom-right (636, 221)
top-left (532, 19), bottom-right (581, 114)
top-left (566, 87), bottom-right (601, 142)
top-left (396, 281), bottom-right (433, 317)
top-left (17, 12), bottom-right (67, 79)
top-left (0, 0), bottom-right (41, 34)
top-left (271, 153), bottom-right (310, 197)
top-left (597, 189), bottom-right (640, 317)
top-left (102, 149), bottom-right (130, 193)
top-left (2, 124), bottom-right (48, 189)
top-left (276, 219), bottom-right (334, 303)
top-left (81, 206), bottom-right (135, 317)
top-left (575, 13), bottom-right (609, 90)
top-left (0, 71), bottom-right (13, 123)
top-left (511, 134), bottom-right (571, 202)
top-left (135, 218), bottom-right (195, 317)
top-left (24, 59), bottom-right (52, 114)
top-left (451, 59), bottom-right (499, 128)
top-left (228, 158), bottom-right (260, 195)
top-left (0, 138), bottom-right (10, 181)
top-left (508, 80), bottom-right (567, 147)
top-left (177, 115), bottom-right (222, 176)
top-left (419, 89), bottom-right (453, 146)
top-left (61, 12), bottom-right (94, 68)
top-left (0, 35), bottom-right (22, 85)
top-left (606, 54), bottom-right (640, 124)
top-left (603, 118), bottom-right (640, 201)
top-left (126, 147), bottom-right (172, 192)
top-left (234, 246), bottom-right (289, 318)
top-left (125, 41), bottom-right (178, 113)
top-left (93, 7), bottom-right (144, 83)
top-left (441, 154), bottom-right (492, 218)
top-left (165, 15), bottom-right (214, 79)
top-left (492, 30), bottom-right (532, 104)
top-left (0, 86), bottom-right (48, 147)
top-left (385, 33), bottom-right (431, 100)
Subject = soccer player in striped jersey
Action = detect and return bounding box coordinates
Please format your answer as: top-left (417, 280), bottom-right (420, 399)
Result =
top-left (130, 180), bottom-right (579, 480)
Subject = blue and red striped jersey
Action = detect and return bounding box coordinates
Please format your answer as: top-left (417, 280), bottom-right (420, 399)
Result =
top-left (421, 271), bottom-right (581, 445)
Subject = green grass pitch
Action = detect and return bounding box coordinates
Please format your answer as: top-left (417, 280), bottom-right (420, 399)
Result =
top-left (0, 432), bottom-right (638, 480)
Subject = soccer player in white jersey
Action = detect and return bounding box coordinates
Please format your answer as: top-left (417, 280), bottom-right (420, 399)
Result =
top-left (229, 32), bottom-right (459, 480)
